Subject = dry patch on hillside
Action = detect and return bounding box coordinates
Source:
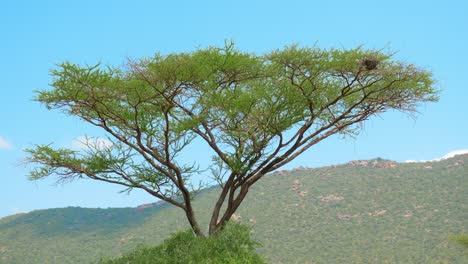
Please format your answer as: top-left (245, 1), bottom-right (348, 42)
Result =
top-left (319, 194), bottom-right (344, 202)
top-left (368, 209), bottom-right (387, 216)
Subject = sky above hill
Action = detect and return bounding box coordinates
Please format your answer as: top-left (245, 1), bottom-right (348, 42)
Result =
top-left (1, 0), bottom-right (467, 218)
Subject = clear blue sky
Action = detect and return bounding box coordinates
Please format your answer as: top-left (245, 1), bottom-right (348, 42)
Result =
top-left (1, 0), bottom-right (467, 218)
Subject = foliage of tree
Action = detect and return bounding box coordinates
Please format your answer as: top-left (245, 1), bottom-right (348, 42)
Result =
top-left (26, 41), bottom-right (439, 236)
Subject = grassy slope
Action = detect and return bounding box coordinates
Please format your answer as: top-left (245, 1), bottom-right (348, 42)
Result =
top-left (0, 156), bottom-right (467, 263)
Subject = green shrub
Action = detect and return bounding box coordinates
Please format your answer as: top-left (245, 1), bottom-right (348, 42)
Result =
top-left (449, 234), bottom-right (468, 248)
top-left (98, 222), bottom-right (265, 264)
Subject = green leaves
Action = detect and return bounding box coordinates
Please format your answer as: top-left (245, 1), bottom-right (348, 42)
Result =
top-left (30, 42), bottom-right (440, 179)
top-left (26, 140), bottom-right (164, 188)
top-left (25, 144), bottom-right (79, 181)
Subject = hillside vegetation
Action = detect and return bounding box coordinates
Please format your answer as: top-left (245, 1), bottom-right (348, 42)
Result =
top-left (1, 155), bottom-right (467, 263)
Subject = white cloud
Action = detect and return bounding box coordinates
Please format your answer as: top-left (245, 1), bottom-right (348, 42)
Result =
top-left (437, 149), bottom-right (468, 160)
top-left (405, 149), bottom-right (468, 163)
top-left (11, 208), bottom-right (24, 214)
top-left (0, 136), bottom-right (12, 150)
top-left (72, 136), bottom-right (113, 150)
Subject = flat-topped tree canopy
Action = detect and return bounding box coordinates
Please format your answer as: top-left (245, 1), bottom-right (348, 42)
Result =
top-left (26, 41), bottom-right (439, 236)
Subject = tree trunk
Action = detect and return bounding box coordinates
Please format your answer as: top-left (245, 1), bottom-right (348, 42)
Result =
top-left (208, 176), bottom-right (234, 235)
top-left (208, 184), bottom-right (250, 235)
top-left (185, 206), bottom-right (205, 237)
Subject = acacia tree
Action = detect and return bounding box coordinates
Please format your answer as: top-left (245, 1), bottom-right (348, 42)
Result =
top-left (26, 42), bottom-right (438, 237)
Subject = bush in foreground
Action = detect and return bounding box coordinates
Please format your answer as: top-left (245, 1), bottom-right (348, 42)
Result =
top-left (99, 222), bottom-right (265, 263)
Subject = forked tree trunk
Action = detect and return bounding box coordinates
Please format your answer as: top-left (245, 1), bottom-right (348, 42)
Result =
top-left (208, 184), bottom-right (250, 235)
top-left (208, 177), bottom-right (234, 235)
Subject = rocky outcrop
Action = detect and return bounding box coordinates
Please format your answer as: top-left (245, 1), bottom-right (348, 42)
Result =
top-left (347, 158), bottom-right (397, 169)
top-left (135, 200), bottom-right (167, 211)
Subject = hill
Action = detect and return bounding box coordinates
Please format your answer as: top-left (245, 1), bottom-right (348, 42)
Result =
top-left (1, 155), bottom-right (467, 263)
